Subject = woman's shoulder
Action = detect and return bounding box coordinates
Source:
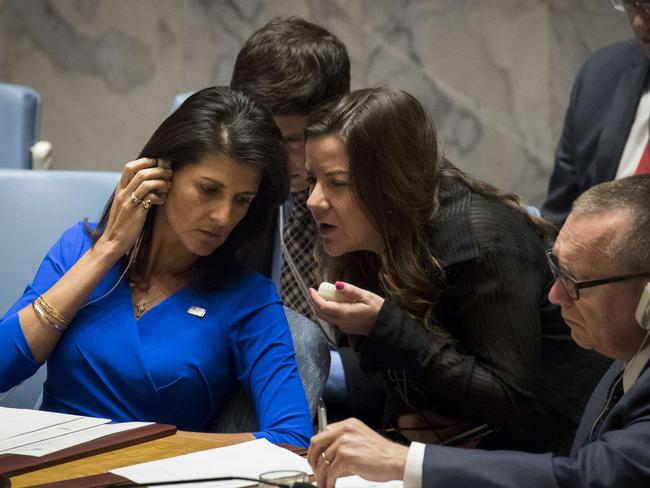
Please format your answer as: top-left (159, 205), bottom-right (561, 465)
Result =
top-left (35, 221), bottom-right (98, 275)
top-left (237, 271), bottom-right (279, 295)
top-left (432, 184), bottom-right (544, 264)
top-left (469, 193), bottom-right (537, 238)
top-left (195, 272), bottom-right (287, 336)
top-left (54, 221), bottom-right (96, 254)
top-left (203, 269), bottom-right (281, 306)
top-left (58, 220), bottom-right (96, 240)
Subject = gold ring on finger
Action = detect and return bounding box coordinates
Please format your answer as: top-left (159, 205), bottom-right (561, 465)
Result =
top-left (140, 199), bottom-right (151, 210)
top-left (321, 451), bottom-right (331, 466)
top-left (131, 192), bottom-right (140, 207)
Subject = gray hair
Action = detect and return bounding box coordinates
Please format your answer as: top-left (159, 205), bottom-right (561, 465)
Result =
top-left (572, 174), bottom-right (650, 272)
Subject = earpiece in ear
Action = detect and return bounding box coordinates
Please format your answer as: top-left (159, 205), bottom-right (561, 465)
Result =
top-left (157, 158), bottom-right (172, 170)
top-left (636, 283), bottom-right (650, 331)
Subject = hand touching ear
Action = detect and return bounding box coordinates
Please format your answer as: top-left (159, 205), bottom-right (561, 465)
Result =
top-left (308, 281), bottom-right (384, 336)
top-left (100, 158), bottom-right (172, 256)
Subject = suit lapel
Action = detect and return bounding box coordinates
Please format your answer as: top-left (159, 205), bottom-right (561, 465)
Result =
top-left (589, 53), bottom-right (650, 185)
top-left (592, 57), bottom-right (649, 184)
top-left (570, 361), bottom-right (624, 457)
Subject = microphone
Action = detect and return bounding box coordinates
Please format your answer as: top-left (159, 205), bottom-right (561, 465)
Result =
top-left (107, 476), bottom-right (314, 487)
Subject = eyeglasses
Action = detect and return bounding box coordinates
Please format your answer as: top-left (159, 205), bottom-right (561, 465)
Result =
top-left (546, 249), bottom-right (650, 300)
top-left (611, 0), bottom-right (650, 15)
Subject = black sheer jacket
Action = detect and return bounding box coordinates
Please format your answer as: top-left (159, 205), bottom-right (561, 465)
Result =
top-left (355, 177), bottom-right (610, 453)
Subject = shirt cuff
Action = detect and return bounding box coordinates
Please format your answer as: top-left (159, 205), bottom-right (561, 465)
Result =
top-left (403, 442), bottom-right (425, 488)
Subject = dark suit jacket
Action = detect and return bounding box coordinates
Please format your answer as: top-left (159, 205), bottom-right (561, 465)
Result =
top-left (541, 39), bottom-right (649, 227)
top-left (421, 360), bottom-right (650, 487)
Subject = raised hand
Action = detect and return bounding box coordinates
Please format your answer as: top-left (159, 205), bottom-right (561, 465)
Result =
top-left (308, 418), bottom-right (408, 488)
top-left (308, 281), bottom-right (384, 336)
top-left (97, 158), bottom-right (172, 257)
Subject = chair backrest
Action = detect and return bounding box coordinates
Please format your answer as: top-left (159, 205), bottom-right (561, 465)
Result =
top-left (0, 83), bottom-right (42, 169)
top-left (525, 204), bottom-right (541, 218)
top-left (211, 307), bottom-right (331, 432)
top-left (169, 91), bottom-right (195, 114)
top-left (0, 169), bottom-right (120, 408)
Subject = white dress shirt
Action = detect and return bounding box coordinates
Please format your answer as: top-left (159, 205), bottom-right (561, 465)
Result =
top-left (616, 84), bottom-right (650, 178)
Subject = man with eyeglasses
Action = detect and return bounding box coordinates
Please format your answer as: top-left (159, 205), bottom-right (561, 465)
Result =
top-left (309, 175), bottom-right (650, 487)
top-left (542, 0), bottom-right (650, 227)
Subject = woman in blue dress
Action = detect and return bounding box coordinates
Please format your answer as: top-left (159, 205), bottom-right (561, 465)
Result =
top-left (0, 86), bottom-right (312, 447)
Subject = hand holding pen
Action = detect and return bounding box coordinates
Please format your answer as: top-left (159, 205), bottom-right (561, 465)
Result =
top-left (308, 418), bottom-right (409, 488)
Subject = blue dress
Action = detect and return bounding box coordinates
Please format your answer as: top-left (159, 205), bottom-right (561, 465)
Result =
top-left (0, 223), bottom-right (312, 447)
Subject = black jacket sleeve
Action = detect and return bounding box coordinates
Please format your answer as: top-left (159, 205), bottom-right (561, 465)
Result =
top-left (358, 249), bottom-right (544, 430)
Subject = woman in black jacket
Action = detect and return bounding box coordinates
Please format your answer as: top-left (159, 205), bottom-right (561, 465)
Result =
top-left (304, 87), bottom-right (609, 453)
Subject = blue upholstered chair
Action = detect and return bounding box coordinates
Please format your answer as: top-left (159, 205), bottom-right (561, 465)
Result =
top-left (169, 91), bottom-right (195, 114)
top-left (0, 169), bottom-right (120, 408)
top-left (525, 205), bottom-right (541, 217)
top-left (0, 83), bottom-right (43, 169)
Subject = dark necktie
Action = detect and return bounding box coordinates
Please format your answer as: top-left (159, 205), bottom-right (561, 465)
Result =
top-left (280, 190), bottom-right (318, 320)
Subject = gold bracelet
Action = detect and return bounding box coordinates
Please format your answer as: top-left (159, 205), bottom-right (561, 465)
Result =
top-left (37, 295), bottom-right (71, 326)
top-left (32, 301), bottom-right (67, 333)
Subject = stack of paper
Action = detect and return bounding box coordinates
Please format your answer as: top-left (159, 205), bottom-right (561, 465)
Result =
top-left (336, 477), bottom-right (403, 488)
top-left (0, 406), bottom-right (151, 457)
top-left (112, 438), bottom-right (312, 488)
top-left (111, 438), bottom-right (404, 488)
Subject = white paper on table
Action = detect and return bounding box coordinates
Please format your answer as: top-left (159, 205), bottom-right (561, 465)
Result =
top-left (4, 421), bottom-right (152, 457)
top-left (111, 438), bottom-right (312, 488)
top-left (0, 406), bottom-right (83, 440)
top-left (335, 476), bottom-right (403, 488)
top-left (0, 416), bottom-right (111, 452)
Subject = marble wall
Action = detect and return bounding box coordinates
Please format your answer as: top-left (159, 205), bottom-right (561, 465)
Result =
top-left (0, 0), bottom-right (632, 205)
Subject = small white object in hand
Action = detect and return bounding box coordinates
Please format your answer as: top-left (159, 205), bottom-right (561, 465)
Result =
top-left (317, 282), bottom-right (348, 302)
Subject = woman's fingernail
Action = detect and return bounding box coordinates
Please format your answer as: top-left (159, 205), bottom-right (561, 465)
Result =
top-left (335, 281), bottom-right (345, 290)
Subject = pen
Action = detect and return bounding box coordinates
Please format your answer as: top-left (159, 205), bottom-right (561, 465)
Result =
top-left (317, 397), bottom-right (328, 432)
top-left (441, 423), bottom-right (493, 446)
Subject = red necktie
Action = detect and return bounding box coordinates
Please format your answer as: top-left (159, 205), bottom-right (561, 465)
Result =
top-left (637, 143), bottom-right (650, 174)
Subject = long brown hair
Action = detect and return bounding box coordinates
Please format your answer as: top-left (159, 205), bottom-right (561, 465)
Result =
top-left (305, 87), bottom-right (554, 337)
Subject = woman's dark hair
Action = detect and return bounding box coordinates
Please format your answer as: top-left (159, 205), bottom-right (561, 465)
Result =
top-left (305, 87), bottom-right (554, 337)
top-left (92, 86), bottom-right (289, 292)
